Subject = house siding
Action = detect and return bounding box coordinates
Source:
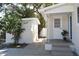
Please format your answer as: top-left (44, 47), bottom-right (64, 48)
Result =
top-left (72, 4), bottom-right (79, 55)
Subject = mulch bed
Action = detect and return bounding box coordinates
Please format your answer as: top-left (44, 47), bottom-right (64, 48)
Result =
top-left (6, 43), bottom-right (29, 48)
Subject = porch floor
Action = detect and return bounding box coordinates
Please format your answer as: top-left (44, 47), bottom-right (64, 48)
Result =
top-left (47, 39), bottom-right (74, 56)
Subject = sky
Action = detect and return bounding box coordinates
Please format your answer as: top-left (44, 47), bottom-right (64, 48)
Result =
top-left (0, 10), bottom-right (4, 17)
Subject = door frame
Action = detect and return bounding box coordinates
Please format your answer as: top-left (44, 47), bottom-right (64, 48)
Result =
top-left (53, 16), bottom-right (62, 39)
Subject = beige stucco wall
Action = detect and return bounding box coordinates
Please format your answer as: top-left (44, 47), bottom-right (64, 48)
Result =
top-left (62, 14), bottom-right (69, 31)
top-left (47, 13), bottom-right (69, 39)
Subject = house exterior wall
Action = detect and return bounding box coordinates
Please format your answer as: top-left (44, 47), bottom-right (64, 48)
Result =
top-left (40, 3), bottom-right (79, 55)
top-left (72, 4), bottom-right (79, 55)
top-left (47, 13), bottom-right (69, 39)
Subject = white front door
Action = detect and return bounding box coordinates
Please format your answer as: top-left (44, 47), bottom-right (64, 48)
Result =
top-left (53, 17), bottom-right (62, 39)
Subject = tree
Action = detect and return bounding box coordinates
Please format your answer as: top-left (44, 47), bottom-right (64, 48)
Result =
top-left (11, 3), bottom-right (35, 18)
top-left (0, 18), bottom-right (6, 40)
top-left (43, 3), bottom-right (57, 7)
top-left (32, 3), bottom-right (53, 36)
top-left (33, 3), bottom-right (58, 37)
top-left (0, 3), bottom-right (54, 43)
top-left (7, 3), bottom-right (44, 37)
top-left (32, 4), bottom-right (44, 36)
top-left (9, 3), bottom-right (53, 36)
top-left (0, 3), bottom-right (35, 44)
top-left (13, 3), bottom-right (53, 37)
top-left (1, 4), bottom-right (24, 45)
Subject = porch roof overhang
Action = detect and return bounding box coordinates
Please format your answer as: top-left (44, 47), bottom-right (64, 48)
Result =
top-left (44, 9), bottom-right (73, 14)
top-left (39, 3), bottom-right (74, 14)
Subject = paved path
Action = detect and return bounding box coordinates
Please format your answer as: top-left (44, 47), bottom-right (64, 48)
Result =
top-left (0, 43), bottom-right (51, 56)
top-left (0, 39), bottom-right (74, 56)
top-left (48, 40), bottom-right (74, 56)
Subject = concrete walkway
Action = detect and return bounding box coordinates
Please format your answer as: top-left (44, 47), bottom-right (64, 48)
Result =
top-left (48, 40), bottom-right (74, 56)
top-left (0, 43), bottom-right (51, 56)
top-left (0, 39), bottom-right (74, 56)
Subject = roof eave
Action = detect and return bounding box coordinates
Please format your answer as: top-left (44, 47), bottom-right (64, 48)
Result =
top-left (38, 3), bottom-right (67, 13)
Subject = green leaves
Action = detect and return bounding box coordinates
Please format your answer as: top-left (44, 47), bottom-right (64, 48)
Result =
top-left (3, 10), bottom-right (21, 33)
top-left (14, 4), bottom-right (35, 18)
top-left (0, 6), bottom-right (23, 44)
top-left (0, 3), bottom-right (53, 43)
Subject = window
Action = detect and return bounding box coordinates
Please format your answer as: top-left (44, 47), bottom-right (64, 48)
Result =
top-left (54, 18), bottom-right (60, 28)
top-left (77, 7), bottom-right (79, 23)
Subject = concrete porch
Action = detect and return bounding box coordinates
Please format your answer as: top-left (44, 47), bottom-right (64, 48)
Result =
top-left (47, 39), bottom-right (74, 56)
